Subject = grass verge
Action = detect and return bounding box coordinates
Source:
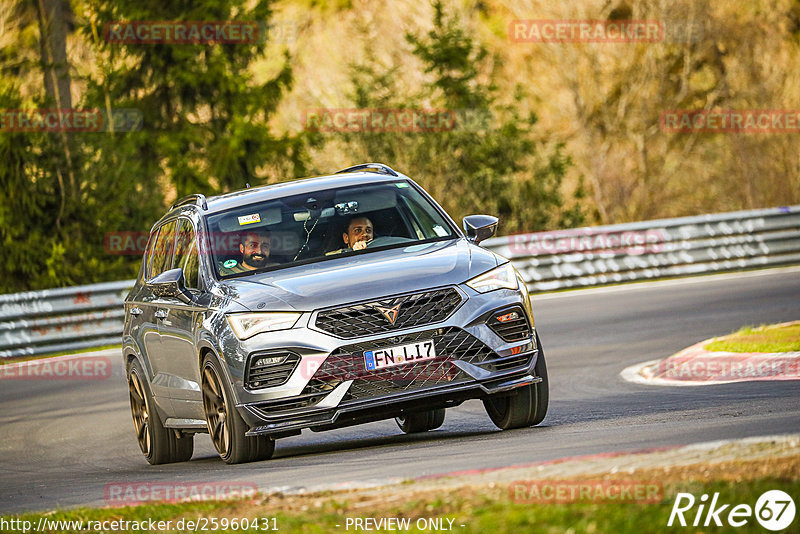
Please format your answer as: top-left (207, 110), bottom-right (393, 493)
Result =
top-left (704, 322), bottom-right (800, 353)
top-left (2, 455), bottom-right (797, 533)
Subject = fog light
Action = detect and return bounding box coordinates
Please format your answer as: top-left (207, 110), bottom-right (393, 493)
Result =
top-left (496, 311), bottom-right (520, 323)
top-left (255, 355), bottom-right (287, 367)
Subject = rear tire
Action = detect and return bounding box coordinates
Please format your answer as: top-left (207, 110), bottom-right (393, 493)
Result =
top-left (201, 354), bottom-right (275, 464)
top-left (128, 359), bottom-right (194, 465)
top-left (483, 335), bottom-right (549, 430)
top-left (395, 408), bottom-right (446, 433)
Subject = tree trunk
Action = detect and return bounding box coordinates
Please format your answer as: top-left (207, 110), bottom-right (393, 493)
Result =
top-left (35, 0), bottom-right (76, 220)
top-left (36, 0), bottom-right (72, 110)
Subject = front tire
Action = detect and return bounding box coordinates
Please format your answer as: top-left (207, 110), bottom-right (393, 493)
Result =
top-left (483, 336), bottom-right (549, 430)
top-left (128, 359), bottom-right (193, 465)
top-left (395, 408), bottom-right (446, 433)
top-left (201, 354), bottom-right (275, 464)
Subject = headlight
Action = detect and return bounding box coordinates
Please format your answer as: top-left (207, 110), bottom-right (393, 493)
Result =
top-left (466, 262), bottom-right (519, 293)
top-left (226, 312), bottom-right (301, 340)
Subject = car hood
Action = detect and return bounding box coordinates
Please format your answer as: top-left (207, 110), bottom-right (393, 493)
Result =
top-left (222, 239), bottom-right (500, 311)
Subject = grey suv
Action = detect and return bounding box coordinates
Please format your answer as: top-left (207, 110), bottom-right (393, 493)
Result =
top-left (123, 163), bottom-right (548, 464)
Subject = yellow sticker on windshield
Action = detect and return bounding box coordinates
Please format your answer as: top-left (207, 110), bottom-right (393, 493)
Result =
top-left (238, 213), bottom-right (261, 225)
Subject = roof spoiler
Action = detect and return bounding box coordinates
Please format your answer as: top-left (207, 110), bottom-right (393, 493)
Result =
top-left (170, 193), bottom-right (208, 211)
top-left (334, 163), bottom-right (399, 177)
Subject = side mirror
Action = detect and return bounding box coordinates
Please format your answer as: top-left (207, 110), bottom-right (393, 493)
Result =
top-left (463, 215), bottom-right (499, 245)
top-left (150, 268), bottom-right (193, 304)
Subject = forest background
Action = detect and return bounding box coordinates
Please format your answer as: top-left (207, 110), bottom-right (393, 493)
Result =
top-left (1, 0), bottom-right (798, 292)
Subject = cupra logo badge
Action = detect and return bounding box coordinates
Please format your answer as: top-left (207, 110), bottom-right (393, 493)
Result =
top-left (375, 301), bottom-right (403, 325)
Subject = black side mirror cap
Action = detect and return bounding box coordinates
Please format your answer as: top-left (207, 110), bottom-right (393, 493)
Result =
top-left (462, 215), bottom-right (499, 245)
top-left (149, 267), bottom-right (193, 304)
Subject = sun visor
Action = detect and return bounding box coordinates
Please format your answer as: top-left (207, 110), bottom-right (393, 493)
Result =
top-left (217, 206), bottom-right (282, 232)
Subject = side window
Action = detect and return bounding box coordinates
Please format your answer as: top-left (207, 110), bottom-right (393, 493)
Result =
top-left (148, 220), bottom-right (178, 279)
top-left (402, 197), bottom-right (437, 239)
top-left (143, 230), bottom-right (159, 280)
top-left (182, 244), bottom-right (200, 289)
top-left (174, 219), bottom-right (199, 289)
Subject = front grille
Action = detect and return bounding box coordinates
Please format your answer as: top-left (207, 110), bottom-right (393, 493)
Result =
top-left (314, 288), bottom-right (463, 338)
top-left (487, 307), bottom-right (532, 342)
top-left (245, 352), bottom-right (300, 390)
top-left (302, 327), bottom-right (497, 402)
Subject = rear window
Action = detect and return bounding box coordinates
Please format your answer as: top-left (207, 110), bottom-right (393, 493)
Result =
top-left (206, 181), bottom-right (456, 278)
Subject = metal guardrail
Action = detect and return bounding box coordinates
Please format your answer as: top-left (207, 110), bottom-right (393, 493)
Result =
top-left (0, 280), bottom-right (134, 359)
top-left (1, 205), bottom-right (798, 358)
top-left (482, 204), bottom-right (800, 292)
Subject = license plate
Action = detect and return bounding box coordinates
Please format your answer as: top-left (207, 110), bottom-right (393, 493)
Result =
top-left (364, 340), bottom-right (437, 371)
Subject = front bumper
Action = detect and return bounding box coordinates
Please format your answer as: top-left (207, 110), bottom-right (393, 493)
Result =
top-left (242, 358), bottom-right (541, 437)
top-left (218, 285), bottom-right (538, 436)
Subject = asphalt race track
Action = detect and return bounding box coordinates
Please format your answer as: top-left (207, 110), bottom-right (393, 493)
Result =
top-left (1, 267), bottom-right (799, 514)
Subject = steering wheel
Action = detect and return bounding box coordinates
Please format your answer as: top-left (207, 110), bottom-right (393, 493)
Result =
top-left (364, 236), bottom-right (415, 249)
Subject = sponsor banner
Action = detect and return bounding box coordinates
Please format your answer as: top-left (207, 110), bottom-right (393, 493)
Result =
top-left (0, 355), bottom-right (112, 380)
top-left (510, 480), bottom-right (663, 503)
top-left (661, 110), bottom-right (800, 133)
top-left (510, 20), bottom-right (664, 43)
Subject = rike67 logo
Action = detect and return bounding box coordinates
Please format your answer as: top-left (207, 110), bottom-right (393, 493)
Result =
top-left (668, 490), bottom-right (796, 531)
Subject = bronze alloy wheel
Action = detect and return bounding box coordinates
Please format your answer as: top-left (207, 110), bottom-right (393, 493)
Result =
top-left (127, 359), bottom-right (194, 465)
top-left (201, 355), bottom-right (275, 464)
top-left (128, 370), bottom-right (151, 455)
top-left (202, 364), bottom-right (231, 456)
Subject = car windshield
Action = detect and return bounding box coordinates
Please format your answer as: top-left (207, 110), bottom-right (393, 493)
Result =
top-left (207, 180), bottom-right (457, 278)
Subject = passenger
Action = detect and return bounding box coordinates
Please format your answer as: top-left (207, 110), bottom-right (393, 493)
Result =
top-left (220, 229), bottom-right (277, 274)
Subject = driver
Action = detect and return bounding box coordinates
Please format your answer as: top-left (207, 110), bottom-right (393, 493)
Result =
top-left (327, 216), bottom-right (373, 254)
top-left (343, 216), bottom-right (374, 251)
top-left (220, 229), bottom-right (277, 274)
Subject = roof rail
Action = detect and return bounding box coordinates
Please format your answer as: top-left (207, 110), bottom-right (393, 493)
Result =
top-left (335, 163), bottom-right (399, 177)
top-left (170, 194), bottom-right (208, 211)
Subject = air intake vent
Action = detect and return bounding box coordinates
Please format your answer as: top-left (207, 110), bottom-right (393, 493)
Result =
top-left (245, 352), bottom-right (300, 390)
top-left (487, 307), bottom-right (531, 342)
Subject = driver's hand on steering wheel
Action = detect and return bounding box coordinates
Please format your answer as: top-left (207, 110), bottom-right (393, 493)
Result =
top-left (352, 240), bottom-right (370, 251)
